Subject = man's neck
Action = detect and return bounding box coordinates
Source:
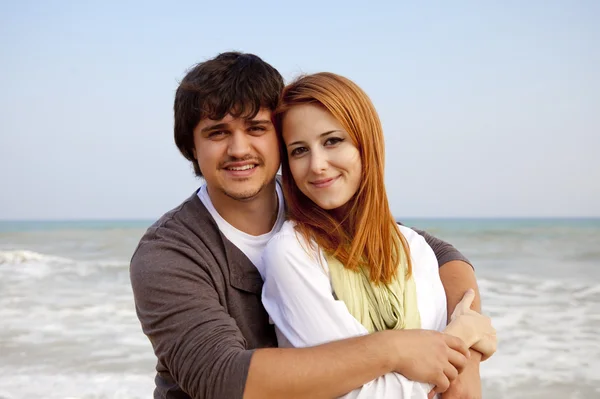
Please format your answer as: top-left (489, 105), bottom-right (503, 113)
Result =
top-left (206, 181), bottom-right (279, 236)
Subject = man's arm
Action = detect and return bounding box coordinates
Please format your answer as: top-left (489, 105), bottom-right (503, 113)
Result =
top-left (131, 240), bottom-right (253, 398)
top-left (246, 329), bottom-right (469, 399)
top-left (439, 261), bottom-right (483, 399)
top-left (439, 261), bottom-right (481, 323)
top-left (411, 228), bottom-right (473, 272)
top-left (246, 333), bottom-right (413, 399)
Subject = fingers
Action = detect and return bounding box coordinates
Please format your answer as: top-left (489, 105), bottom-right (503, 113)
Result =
top-left (450, 289), bottom-right (476, 320)
top-left (428, 389), bottom-right (437, 399)
top-left (446, 345), bottom-right (468, 374)
top-left (443, 361), bottom-right (459, 382)
top-left (444, 333), bottom-right (470, 359)
top-left (432, 374), bottom-right (450, 394)
top-left (472, 333), bottom-right (498, 361)
top-left (457, 289), bottom-right (475, 313)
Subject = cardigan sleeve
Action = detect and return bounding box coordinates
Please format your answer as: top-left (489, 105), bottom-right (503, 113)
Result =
top-left (405, 225), bottom-right (473, 268)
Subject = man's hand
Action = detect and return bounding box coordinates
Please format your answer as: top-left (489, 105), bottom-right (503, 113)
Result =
top-left (388, 329), bottom-right (470, 395)
top-left (440, 349), bottom-right (482, 399)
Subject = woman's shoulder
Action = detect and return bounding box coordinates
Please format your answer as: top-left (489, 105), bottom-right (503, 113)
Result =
top-left (397, 224), bottom-right (425, 245)
top-left (262, 221), bottom-right (325, 277)
top-left (267, 220), bottom-right (300, 246)
top-left (266, 221), bottom-right (318, 257)
top-left (397, 224), bottom-right (439, 270)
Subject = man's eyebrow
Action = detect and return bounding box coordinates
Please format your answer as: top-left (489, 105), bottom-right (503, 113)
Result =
top-left (287, 130), bottom-right (340, 147)
top-left (246, 119), bottom-right (272, 125)
top-left (200, 123), bottom-right (229, 134)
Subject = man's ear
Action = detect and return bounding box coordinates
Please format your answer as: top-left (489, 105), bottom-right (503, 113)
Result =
top-left (192, 147), bottom-right (197, 160)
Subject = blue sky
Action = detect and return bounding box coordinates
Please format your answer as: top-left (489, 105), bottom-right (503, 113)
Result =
top-left (1, 0), bottom-right (599, 219)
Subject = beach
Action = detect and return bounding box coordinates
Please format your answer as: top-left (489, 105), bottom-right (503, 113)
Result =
top-left (1, 218), bottom-right (599, 399)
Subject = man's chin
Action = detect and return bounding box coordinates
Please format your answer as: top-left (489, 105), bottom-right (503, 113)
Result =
top-left (222, 185), bottom-right (264, 202)
top-left (218, 174), bottom-right (277, 202)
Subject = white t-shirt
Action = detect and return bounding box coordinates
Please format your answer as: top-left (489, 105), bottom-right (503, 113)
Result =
top-left (258, 221), bottom-right (448, 399)
top-left (197, 183), bottom-right (286, 271)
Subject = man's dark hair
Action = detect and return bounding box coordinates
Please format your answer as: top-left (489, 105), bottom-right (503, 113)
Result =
top-left (174, 52), bottom-right (285, 177)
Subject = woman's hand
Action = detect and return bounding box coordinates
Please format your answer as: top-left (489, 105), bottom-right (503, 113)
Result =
top-left (444, 289), bottom-right (497, 360)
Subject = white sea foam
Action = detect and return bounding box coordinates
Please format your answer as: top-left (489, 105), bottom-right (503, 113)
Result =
top-left (479, 274), bottom-right (600, 389)
top-left (0, 373), bottom-right (154, 399)
top-left (0, 250), bottom-right (71, 265)
top-left (0, 249), bottom-right (129, 281)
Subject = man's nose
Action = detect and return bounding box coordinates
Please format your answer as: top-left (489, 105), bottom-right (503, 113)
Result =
top-left (227, 131), bottom-right (251, 158)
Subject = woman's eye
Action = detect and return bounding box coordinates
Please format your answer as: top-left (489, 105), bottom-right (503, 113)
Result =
top-left (324, 137), bottom-right (343, 146)
top-left (290, 147), bottom-right (308, 157)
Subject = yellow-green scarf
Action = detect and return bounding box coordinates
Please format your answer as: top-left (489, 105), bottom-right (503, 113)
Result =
top-left (325, 247), bottom-right (421, 333)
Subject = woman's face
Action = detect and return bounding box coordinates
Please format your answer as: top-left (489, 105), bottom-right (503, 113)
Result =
top-left (282, 103), bottom-right (362, 213)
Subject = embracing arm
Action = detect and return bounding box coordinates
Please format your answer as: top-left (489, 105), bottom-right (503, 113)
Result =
top-left (258, 232), bottom-right (469, 398)
top-left (130, 234), bottom-right (442, 399)
top-left (246, 333), bottom-right (401, 399)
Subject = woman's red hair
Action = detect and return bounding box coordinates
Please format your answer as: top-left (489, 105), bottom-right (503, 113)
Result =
top-left (274, 72), bottom-right (412, 284)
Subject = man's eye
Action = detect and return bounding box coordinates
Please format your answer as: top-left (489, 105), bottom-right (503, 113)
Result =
top-left (290, 147), bottom-right (308, 157)
top-left (209, 131), bottom-right (227, 138)
top-left (248, 126), bottom-right (266, 132)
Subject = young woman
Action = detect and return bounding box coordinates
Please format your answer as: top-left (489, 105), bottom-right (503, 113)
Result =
top-left (258, 72), bottom-right (496, 398)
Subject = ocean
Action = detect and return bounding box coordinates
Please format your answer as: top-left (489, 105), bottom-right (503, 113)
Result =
top-left (0, 218), bottom-right (598, 399)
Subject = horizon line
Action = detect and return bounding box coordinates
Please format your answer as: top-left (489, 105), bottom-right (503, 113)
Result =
top-left (1, 216), bottom-right (600, 223)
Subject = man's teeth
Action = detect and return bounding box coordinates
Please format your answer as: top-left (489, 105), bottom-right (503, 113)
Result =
top-left (228, 165), bottom-right (256, 171)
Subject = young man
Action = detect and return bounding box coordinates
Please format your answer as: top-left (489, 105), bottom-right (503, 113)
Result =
top-left (130, 52), bottom-right (484, 399)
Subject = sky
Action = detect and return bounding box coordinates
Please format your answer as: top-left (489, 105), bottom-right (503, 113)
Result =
top-left (1, 0), bottom-right (599, 219)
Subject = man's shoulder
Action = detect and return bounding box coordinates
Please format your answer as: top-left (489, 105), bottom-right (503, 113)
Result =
top-left (155, 189), bottom-right (202, 223)
top-left (129, 191), bottom-right (237, 305)
top-left (130, 190), bottom-right (220, 267)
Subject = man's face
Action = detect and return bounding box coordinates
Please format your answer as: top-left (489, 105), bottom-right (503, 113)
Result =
top-left (193, 108), bottom-right (280, 201)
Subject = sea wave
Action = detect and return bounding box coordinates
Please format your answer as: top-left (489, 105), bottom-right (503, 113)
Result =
top-left (478, 274), bottom-right (600, 388)
top-left (0, 249), bottom-right (129, 269)
top-left (0, 250), bottom-right (71, 265)
top-left (0, 373), bottom-right (154, 399)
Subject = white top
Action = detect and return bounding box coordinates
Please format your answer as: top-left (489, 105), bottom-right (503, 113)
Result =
top-left (197, 183), bottom-right (286, 270)
top-left (259, 221), bottom-right (448, 399)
